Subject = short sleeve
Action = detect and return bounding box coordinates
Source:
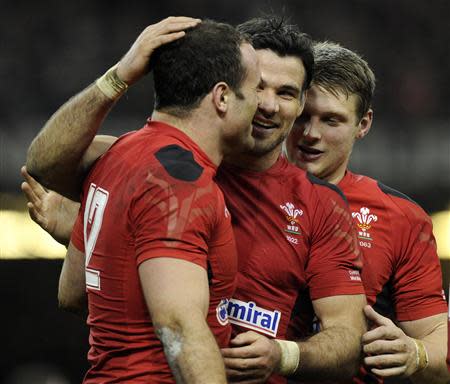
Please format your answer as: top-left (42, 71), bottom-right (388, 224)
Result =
top-left (130, 174), bottom-right (216, 270)
top-left (307, 186), bottom-right (365, 300)
top-left (392, 212), bottom-right (447, 321)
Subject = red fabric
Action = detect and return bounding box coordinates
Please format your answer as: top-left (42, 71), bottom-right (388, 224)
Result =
top-left (217, 158), bottom-right (364, 384)
top-left (72, 121), bottom-right (237, 383)
top-left (339, 171), bottom-right (447, 322)
top-left (339, 171), bottom-right (448, 384)
top-left (285, 170), bottom-right (447, 384)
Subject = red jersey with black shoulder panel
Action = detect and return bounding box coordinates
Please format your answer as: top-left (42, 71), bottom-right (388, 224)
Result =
top-left (339, 171), bottom-right (447, 321)
top-left (341, 171), bottom-right (448, 384)
top-left (71, 121), bottom-right (237, 383)
top-left (287, 171), bottom-right (448, 384)
top-left (217, 157), bottom-right (365, 384)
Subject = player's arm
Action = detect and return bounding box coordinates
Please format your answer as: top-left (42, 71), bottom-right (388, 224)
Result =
top-left (293, 294), bottom-right (367, 380)
top-left (58, 241), bottom-right (87, 317)
top-left (363, 306), bottom-right (448, 382)
top-left (26, 17), bottom-right (201, 200)
top-left (21, 166), bottom-right (80, 246)
top-left (139, 257), bottom-right (227, 383)
top-left (363, 197), bottom-right (449, 382)
top-left (222, 294), bottom-right (366, 382)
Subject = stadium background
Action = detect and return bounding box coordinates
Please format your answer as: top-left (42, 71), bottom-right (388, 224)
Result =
top-left (1, 0), bottom-right (449, 382)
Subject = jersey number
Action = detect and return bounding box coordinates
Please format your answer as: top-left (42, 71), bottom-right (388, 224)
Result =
top-left (84, 183), bottom-right (109, 290)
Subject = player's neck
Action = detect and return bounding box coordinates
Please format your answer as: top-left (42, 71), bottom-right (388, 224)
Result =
top-left (152, 111), bottom-right (223, 166)
top-left (226, 145), bottom-right (281, 172)
top-left (325, 164), bottom-right (348, 185)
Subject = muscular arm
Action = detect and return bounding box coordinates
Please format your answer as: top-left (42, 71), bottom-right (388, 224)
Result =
top-left (292, 294), bottom-right (367, 380)
top-left (27, 85), bottom-right (116, 200)
top-left (139, 258), bottom-right (226, 383)
top-left (222, 294), bottom-right (367, 382)
top-left (404, 313), bottom-right (449, 383)
top-left (363, 306), bottom-right (448, 382)
top-left (58, 242), bottom-right (87, 317)
top-left (26, 16), bottom-right (201, 200)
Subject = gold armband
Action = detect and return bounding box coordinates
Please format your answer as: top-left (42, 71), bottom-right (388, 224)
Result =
top-left (274, 339), bottom-right (300, 376)
top-left (95, 64), bottom-right (128, 100)
top-left (412, 338), bottom-right (429, 371)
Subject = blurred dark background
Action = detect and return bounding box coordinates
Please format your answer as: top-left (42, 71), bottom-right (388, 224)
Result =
top-left (1, 0), bottom-right (449, 383)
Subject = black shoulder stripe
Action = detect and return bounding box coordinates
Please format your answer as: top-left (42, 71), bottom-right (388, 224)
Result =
top-left (306, 172), bottom-right (348, 205)
top-left (155, 144), bottom-right (203, 182)
top-left (377, 181), bottom-right (418, 206)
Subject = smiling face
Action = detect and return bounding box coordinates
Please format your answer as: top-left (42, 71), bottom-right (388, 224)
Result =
top-left (286, 85), bottom-right (372, 184)
top-left (247, 49), bottom-right (306, 162)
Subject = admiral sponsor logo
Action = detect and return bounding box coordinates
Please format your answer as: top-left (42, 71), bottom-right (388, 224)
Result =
top-left (216, 298), bottom-right (229, 326)
top-left (227, 299), bottom-right (281, 337)
top-left (352, 207), bottom-right (377, 246)
top-left (349, 270), bottom-right (362, 282)
top-left (280, 202), bottom-right (303, 241)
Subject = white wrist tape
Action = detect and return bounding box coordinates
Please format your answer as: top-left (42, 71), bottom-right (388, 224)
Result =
top-left (274, 339), bottom-right (300, 376)
top-left (95, 64), bottom-right (128, 100)
top-left (412, 339), bottom-right (429, 371)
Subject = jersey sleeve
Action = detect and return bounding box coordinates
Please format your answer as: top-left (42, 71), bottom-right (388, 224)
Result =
top-left (130, 173), bottom-right (215, 270)
top-left (306, 185), bottom-right (365, 300)
top-left (70, 205), bottom-right (85, 253)
top-left (392, 204), bottom-right (447, 321)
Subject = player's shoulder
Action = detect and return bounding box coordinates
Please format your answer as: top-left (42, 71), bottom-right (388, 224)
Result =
top-left (355, 174), bottom-right (430, 224)
top-left (377, 180), bottom-right (430, 223)
top-left (305, 172), bottom-right (348, 206)
top-left (153, 144), bottom-right (205, 182)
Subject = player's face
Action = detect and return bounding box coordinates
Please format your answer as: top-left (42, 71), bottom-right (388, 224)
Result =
top-left (286, 85), bottom-right (371, 184)
top-left (228, 43), bottom-right (261, 151)
top-left (249, 49), bottom-right (306, 156)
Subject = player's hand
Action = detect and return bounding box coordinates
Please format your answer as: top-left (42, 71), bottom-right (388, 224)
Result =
top-left (362, 305), bottom-right (419, 378)
top-left (21, 166), bottom-right (80, 246)
top-left (221, 331), bottom-right (281, 383)
top-left (117, 16), bottom-right (201, 85)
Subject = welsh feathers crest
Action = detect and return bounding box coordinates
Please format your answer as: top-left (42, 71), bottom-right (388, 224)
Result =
top-left (352, 207), bottom-right (377, 231)
top-left (280, 202), bottom-right (303, 225)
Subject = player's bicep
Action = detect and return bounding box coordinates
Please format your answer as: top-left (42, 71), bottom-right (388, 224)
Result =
top-left (58, 241), bottom-right (87, 314)
top-left (312, 294), bottom-right (367, 332)
top-left (81, 135), bottom-right (118, 173)
top-left (138, 257), bottom-right (210, 325)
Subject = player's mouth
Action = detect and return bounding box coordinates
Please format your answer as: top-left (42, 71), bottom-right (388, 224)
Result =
top-left (252, 117), bottom-right (279, 137)
top-left (296, 144), bottom-right (323, 162)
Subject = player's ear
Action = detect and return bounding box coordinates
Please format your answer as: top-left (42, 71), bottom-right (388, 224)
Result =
top-left (356, 108), bottom-right (373, 139)
top-left (211, 82), bottom-right (230, 115)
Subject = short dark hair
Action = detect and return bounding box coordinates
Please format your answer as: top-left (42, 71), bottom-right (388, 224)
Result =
top-left (151, 20), bottom-right (247, 116)
top-left (313, 41), bottom-right (376, 121)
top-left (237, 16), bottom-right (314, 93)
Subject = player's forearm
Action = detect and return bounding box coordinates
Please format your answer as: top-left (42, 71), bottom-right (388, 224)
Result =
top-left (155, 315), bottom-right (227, 383)
top-left (58, 243), bottom-right (87, 317)
top-left (410, 324), bottom-right (449, 383)
top-left (294, 325), bottom-right (363, 380)
top-left (26, 83), bottom-right (116, 200)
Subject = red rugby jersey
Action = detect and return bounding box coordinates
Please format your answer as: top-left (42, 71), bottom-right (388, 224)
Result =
top-left (71, 121), bottom-right (237, 383)
top-left (217, 157), bottom-right (365, 384)
top-left (341, 171), bottom-right (448, 384)
top-left (339, 171), bottom-right (447, 321)
top-left (288, 171), bottom-right (448, 384)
